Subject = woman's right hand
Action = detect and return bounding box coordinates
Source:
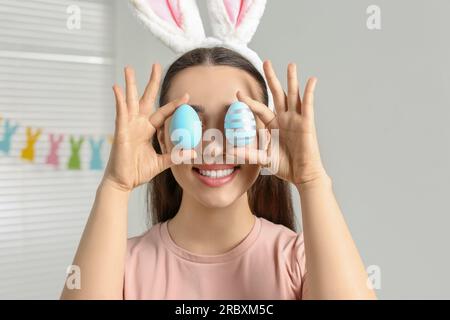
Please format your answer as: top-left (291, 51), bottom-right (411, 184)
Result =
top-left (102, 64), bottom-right (197, 192)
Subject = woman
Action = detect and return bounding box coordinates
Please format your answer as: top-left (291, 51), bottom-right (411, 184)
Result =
top-left (60, 46), bottom-right (376, 300)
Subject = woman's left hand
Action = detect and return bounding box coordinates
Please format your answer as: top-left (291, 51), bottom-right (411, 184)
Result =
top-left (231, 60), bottom-right (328, 186)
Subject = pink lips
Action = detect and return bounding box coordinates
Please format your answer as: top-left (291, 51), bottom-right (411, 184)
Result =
top-left (192, 164), bottom-right (239, 187)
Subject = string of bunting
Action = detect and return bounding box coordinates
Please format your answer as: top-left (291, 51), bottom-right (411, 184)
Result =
top-left (0, 113), bottom-right (113, 171)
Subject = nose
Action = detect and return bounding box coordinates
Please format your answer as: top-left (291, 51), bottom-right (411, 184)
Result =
top-left (199, 115), bottom-right (227, 164)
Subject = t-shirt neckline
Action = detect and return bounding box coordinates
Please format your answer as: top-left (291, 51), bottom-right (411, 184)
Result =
top-left (159, 215), bottom-right (261, 264)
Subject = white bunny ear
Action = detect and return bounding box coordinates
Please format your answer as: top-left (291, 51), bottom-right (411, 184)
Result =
top-left (206, 0), bottom-right (267, 45)
top-left (129, 0), bottom-right (206, 54)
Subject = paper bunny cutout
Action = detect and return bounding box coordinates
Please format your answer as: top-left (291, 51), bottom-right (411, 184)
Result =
top-left (20, 127), bottom-right (42, 162)
top-left (45, 133), bottom-right (64, 168)
top-left (0, 119), bottom-right (19, 154)
top-left (129, 0), bottom-right (274, 111)
top-left (89, 137), bottom-right (104, 170)
top-left (68, 135), bottom-right (84, 170)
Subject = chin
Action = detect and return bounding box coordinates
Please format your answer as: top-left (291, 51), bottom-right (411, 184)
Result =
top-left (194, 191), bottom-right (239, 209)
top-left (190, 167), bottom-right (245, 208)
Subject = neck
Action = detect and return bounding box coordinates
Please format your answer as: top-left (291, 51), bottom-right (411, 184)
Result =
top-left (167, 192), bottom-right (256, 255)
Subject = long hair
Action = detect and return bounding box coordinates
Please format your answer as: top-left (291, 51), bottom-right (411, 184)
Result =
top-left (148, 46), bottom-right (297, 232)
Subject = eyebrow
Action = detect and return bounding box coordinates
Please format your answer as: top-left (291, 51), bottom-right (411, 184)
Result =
top-left (190, 104), bottom-right (205, 113)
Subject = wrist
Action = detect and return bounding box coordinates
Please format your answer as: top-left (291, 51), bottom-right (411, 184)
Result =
top-left (295, 170), bottom-right (332, 193)
top-left (98, 177), bottom-right (133, 196)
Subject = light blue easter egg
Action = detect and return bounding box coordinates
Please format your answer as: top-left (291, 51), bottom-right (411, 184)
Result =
top-left (169, 104), bottom-right (202, 149)
top-left (224, 101), bottom-right (256, 147)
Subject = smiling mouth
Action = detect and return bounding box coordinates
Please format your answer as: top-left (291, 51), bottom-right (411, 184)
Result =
top-left (192, 166), bottom-right (240, 178)
top-left (191, 165), bottom-right (241, 187)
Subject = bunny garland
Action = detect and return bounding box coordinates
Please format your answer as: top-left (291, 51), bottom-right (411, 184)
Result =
top-left (0, 113), bottom-right (109, 171)
top-left (129, 0), bottom-right (274, 111)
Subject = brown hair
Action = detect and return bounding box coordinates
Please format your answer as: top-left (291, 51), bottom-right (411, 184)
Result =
top-left (148, 46), bottom-right (297, 232)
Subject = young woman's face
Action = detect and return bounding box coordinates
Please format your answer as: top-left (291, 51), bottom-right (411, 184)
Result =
top-left (159, 65), bottom-right (265, 208)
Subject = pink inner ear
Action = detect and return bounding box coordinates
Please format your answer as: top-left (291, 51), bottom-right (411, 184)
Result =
top-left (223, 0), bottom-right (253, 27)
top-left (145, 0), bottom-right (182, 29)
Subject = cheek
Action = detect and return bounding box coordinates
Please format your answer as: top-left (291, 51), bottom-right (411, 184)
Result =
top-left (170, 164), bottom-right (192, 187)
top-left (237, 164), bottom-right (260, 187)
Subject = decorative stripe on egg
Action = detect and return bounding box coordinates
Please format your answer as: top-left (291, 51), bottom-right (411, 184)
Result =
top-left (225, 101), bottom-right (257, 147)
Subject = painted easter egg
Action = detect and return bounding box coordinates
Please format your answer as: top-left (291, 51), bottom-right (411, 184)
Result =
top-left (224, 101), bottom-right (256, 147)
top-left (169, 104), bottom-right (202, 149)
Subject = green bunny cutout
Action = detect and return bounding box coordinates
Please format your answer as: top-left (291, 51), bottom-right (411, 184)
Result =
top-left (67, 135), bottom-right (84, 170)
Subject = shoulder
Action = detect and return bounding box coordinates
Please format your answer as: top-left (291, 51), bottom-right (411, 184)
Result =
top-left (258, 217), bottom-right (306, 280)
top-left (258, 217), bottom-right (305, 252)
top-left (123, 223), bottom-right (165, 297)
top-left (126, 222), bottom-right (162, 260)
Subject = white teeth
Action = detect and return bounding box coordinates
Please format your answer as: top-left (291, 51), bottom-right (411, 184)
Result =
top-left (198, 168), bottom-right (235, 178)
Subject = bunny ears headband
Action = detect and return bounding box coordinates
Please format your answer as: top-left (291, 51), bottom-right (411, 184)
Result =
top-left (129, 0), bottom-right (274, 111)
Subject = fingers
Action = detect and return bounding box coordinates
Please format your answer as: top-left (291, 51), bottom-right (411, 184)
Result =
top-left (263, 60), bottom-right (287, 114)
top-left (140, 63), bottom-right (162, 117)
top-left (302, 77), bottom-right (318, 119)
top-left (287, 63), bottom-right (302, 113)
top-left (125, 66), bottom-right (139, 117)
top-left (264, 60), bottom-right (316, 117)
top-left (158, 149), bottom-right (198, 172)
top-left (112, 84), bottom-right (127, 128)
top-left (236, 91), bottom-right (278, 129)
top-left (148, 93), bottom-right (189, 135)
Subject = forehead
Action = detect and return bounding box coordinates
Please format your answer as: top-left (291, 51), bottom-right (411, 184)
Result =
top-left (166, 65), bottom-right (263, 109)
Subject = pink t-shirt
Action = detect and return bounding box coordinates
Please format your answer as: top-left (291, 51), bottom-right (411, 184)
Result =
top-left (123, 215), bottom-right (307, 299)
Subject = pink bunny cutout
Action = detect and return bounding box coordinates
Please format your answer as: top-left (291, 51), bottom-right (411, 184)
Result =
top-left (129, 0), bottom-right (274, 110)
top-left (45, 133), bottom-right (64, 168)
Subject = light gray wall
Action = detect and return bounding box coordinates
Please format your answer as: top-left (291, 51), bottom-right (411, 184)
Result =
top-left (115, 0), bottom-right (450, 299)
